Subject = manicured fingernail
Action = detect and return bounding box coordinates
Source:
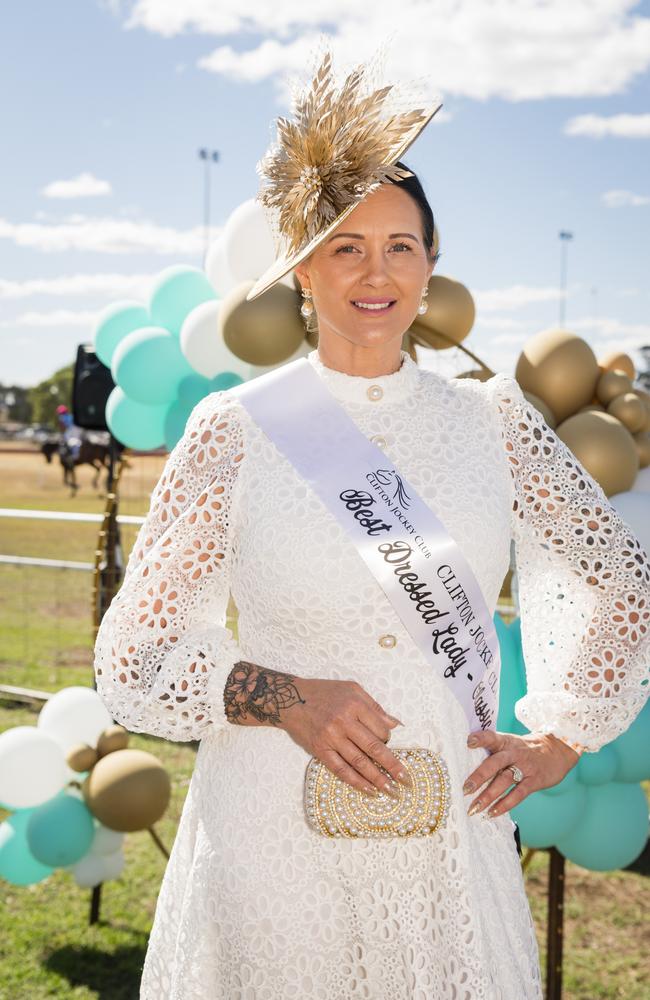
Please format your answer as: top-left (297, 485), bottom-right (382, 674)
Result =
top-left (397, 769), bottom-right (413, 787)
top-left (463, 779), bottom-right (475, 795)
top-left (364, 786), bottom-right (378, 797)
top-left (383, 780), bottom-right (400, 799)
top-left (467, 799), bottom-right (483, 816)
top-left (487, 807), bottom-right (498, 818)
top-left (467, 736), bottom-right (479, 747)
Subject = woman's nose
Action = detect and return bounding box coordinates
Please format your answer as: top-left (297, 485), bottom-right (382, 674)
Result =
top-left (359, 247), bottom-right (392, 285)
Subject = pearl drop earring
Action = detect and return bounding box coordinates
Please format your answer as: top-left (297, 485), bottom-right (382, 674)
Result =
top-left (417, 284), bottom-right (429, 315)
top-left (300, 287), bottom-right (314, 319)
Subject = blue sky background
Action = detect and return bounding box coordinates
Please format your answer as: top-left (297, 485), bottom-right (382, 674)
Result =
top-left (2, 0), bottom-right (649, 386)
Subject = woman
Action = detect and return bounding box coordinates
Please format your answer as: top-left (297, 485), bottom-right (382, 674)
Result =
top-left (94, 46), bottom-right (650, 1000)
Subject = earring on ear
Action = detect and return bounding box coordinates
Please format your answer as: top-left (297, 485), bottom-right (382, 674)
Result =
top-left (417, 283), bottom-right (429, 315)
top-left (300, 287), bottom-right (314, 319)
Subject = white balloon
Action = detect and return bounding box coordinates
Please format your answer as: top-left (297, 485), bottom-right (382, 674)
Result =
top-left (0, 727), bottom-right (67, 809)
top-left (180, 299), bottom-right (251, 380)
top-left (91, 823), bottom-right (125, 857)
top-left (633, 465), bottom-right (650, 494)
top-left (37, 686), bottom-right (113, 754)
top-left (608, 490), bottom-right (650, 552)
top-left (102, 848), bottom-right (126, 881)
top-left (223, 199), bottom-right (276, 283)
top-left (205, 237), bottom-right (236, 297)
top-left (71, 852), bottom-right (108, 889)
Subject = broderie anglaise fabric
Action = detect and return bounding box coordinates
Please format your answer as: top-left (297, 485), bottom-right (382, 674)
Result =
top-left (93, 349), bottom-right (650, 1000)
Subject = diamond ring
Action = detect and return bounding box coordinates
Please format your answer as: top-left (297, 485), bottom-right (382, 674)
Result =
top-left (506, 764), bottom-right (524, 783)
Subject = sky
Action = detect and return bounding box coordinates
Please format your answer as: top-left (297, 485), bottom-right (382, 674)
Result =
top-left (1, 0), bottom-right (649, 387)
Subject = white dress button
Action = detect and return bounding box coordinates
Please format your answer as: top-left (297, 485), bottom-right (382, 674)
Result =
top-left (378, 633), bottom-right (397, 649)
top-left (371, 435), bottom-right (387, 448)
top-left (367, 385), bottom-right (384, 401)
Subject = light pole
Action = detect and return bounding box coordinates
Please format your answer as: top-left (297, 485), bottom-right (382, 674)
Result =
top-left (558, 230), bottom-right (573, 327)
top-left (198, 148), bottom-right (219, 268)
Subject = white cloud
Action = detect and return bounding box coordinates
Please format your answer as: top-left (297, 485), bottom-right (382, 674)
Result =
top-left (0, 273), bottom-right (158, 300)
top-left (601, 189), bottom-right (650, 207)
top-left (0, 309), bottom-right (100, 329)
top-left (117, 1), bottom-right (650, 102)
top-left (569, 315), bottom-right (650, 341)
top-left (0, 214), bottom-right (207, 255)
top-left (41, 172), bottom-right (113, 199)
top-left (564, 112), bottom-right (650, 138)
top-left (472, 284), bottom-right (563, 312)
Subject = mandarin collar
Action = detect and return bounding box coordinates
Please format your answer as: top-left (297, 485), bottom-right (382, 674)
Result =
top-left (306, 348), bottom-right (420, 405)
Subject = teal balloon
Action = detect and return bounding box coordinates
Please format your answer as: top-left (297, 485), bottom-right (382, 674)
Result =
top-left (163, 399), bottom-right (194, 451)
top-left (149, 266), bottom-right (216, 338)
top-left (106, 387), bottom-right (170, 450)
top-left (93, 301), bottom-right (150, 368)
top-left (556, 782), bottom-right (649, 871)
top-left (177, 374), bottom-right (211, 408)
top-left (611, 697), bottom-right (650, 783)
top-left (210, 372), bottom-right (244, 391)
top-left (111, 326), bottom-right (194, 405)
top-left (511, 784), bottom-right (586, 849)
top-left (27, 793), bottom-right (95, 868)
top-left (494, 614), bottom-right (528, 736)
top-left (577, 743), bottom-right (618, 785)
top-left (0, 809), bottom-right (54, 886)
top-left (544, 763), bottom-right (580, 797)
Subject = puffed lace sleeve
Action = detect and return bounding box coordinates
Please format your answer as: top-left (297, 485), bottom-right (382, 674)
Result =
top-left (489, 373), bottom-right (650, 752)
top-left (93, 390), bottom-right (246, 742)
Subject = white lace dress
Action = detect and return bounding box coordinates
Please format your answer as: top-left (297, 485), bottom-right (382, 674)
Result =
top-left (94, 348), bottom-right (650, 1000)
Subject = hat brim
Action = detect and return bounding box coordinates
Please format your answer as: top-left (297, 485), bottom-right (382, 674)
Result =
top-left (245, 101), bottom-right (443, 302)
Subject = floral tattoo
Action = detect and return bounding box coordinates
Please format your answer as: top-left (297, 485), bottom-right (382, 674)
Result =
top-left (224, 660), bottom-right (306, 725)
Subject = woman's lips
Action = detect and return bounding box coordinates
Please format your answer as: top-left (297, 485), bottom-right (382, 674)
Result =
top-left (350, 300), bottom-right (397, 314)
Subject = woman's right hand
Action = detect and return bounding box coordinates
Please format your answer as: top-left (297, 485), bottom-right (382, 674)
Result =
top-left (281, 676), bottom-right (412, 796)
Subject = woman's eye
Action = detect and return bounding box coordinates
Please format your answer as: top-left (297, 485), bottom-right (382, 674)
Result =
top-left (335, 242), bottom-right (412, 254)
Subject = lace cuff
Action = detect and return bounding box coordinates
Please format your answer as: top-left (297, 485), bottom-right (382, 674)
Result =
top-left (93, 390), bottom-right (246, 742)
top-left (489, 373), bottom-right (650, 751)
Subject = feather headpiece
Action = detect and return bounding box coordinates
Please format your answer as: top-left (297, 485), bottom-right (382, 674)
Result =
top-left (246, 39), bottom-right (442, 301)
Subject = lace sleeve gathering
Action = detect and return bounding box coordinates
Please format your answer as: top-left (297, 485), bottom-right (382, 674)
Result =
top-left (93, 391), bottom-right (245, 742)
top-left (489, 373), bottom-right (650, 752)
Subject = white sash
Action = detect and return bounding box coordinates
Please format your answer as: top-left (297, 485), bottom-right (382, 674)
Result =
top-left (233, 357), bottom-right (501, 736)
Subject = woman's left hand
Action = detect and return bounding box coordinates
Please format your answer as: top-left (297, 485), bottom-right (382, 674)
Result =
top-left (462, 729), bottom-right (581, 819)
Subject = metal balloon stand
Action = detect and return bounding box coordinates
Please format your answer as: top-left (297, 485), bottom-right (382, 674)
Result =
top-left (521, 845), bottom-right (566, 999)
top-left (90, 435), bottom-right (169, 926)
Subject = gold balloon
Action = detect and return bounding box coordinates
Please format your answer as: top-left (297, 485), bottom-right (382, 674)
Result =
top-left (607, 392), bottom-right (647, 433)
top-left (578, 403), bottom-right (605, 413)
top-left (97, 725), bottom-right (130, 758)
top-left (556, 411), bottom-right (639, 497)
top-left (82, 748), bottom-right (171, 833)
top-left (633, 389), bottom-right (650, 433)
top-left (522, 391), bottom-right (557, 428)
top-left (600, 351), bottom-right (636, 380)
top-left (515, 330), bottom-right (599, 423)
top-left (408, 276), bottom-right (475, 351)
top-left (634, 431), bottom-right (650, 468)
top-left (66, 743), bottom-right (98, 773)
top-left (220, 280), bottom-right (305, 366)
top-left (596, 369), bottom-right (633, 406)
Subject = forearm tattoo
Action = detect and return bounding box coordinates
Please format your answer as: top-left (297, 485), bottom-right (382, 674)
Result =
top-left (224, 660), bottom-right (306, 726)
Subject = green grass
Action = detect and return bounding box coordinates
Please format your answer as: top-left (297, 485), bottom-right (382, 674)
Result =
top-left (1, 450), bottom-right (648, 998)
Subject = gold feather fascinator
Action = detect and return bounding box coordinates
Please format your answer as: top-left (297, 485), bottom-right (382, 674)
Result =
top-left (246, 39), bottom-right (443, 301)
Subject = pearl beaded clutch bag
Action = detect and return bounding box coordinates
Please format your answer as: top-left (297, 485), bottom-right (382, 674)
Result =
top-left (304, 747), bottom-right (451, 838)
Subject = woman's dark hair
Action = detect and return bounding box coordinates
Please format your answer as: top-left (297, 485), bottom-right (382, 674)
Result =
top-left (390, 160), bottom-right (440, 265)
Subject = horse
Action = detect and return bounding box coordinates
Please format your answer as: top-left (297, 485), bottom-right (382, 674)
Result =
top-left (41, 434), bottom-right (114, 494)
